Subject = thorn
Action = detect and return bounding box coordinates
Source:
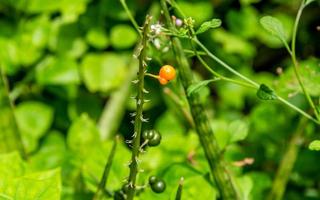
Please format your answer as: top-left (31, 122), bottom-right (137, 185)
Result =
top-left (130, 112), bottom-right (137, 117)
top-left (130, 96), bottom-right (136, 100)
top-left (144, 99), bottom-right (150, 103)
top-left (135, 156), bottom-right (141, 164)
top-left (140, 116), bottom-right (149, 123)
top-left (142, 60), bottom-right (147, 67)
top-left (143, 88), bottom-right (149, 94)
top-left (132, 132), bottom-right (137, 138)
top-left (139, 169), bottom-right (145, 173)
top-left (132, 79), bottom-right (139, 84)
top-left (130, 120), bottom-right (135, 124)
top-left (137, 99), bottom-right (142, 105)
top-left (146, 57), bottom-right (152, 61)
top-left (125, 140), bottom-right (132, 144)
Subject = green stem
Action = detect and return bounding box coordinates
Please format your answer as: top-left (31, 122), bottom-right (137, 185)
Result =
top-left (161, 1), bottom-right (241, 199)
top-left (290, 1), bottom-right (319, 120)
top-left (192, 28), bottom-right (318, 124)
top-left (163, 87), bottom-right (195, 128)
top-left (175, 177), bottom-right (184, 200)
top-left (193, 38), bottom-right (260, 88)
top-left (267, 117), bottom-right (307, 200)
top-left (0, 69), bottom-right (27, 159)
top-left (98, 60), bottom-right (138, 140)
top-left (126, 16), bottom-right (151, 200)
top-left (93, 136), bottom-right (119, 200)
top-left (119, 0), bottom-right (141, 36)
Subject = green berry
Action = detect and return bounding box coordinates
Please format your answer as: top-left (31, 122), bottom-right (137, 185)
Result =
top-left (149, 175), bottom-right (158, 185)
top-left (142, 130), bottom-right (155, 140)
top-left (148, 131), bottom-right (161, 147)
top-left (151, 179), bottom-right (166, 193)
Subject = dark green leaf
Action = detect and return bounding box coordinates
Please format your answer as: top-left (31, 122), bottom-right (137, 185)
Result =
top-left (256, 84), bottom-right (277, 100)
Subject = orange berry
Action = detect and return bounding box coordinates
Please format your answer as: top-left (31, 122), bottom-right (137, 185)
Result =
top-left (158, 77), bottom-right (168, 85)
top-left (159, 65), bottom-right (176, 81)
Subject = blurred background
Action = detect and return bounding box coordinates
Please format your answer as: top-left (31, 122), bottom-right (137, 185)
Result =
top-left (0, 0), bottom-right (319, 199)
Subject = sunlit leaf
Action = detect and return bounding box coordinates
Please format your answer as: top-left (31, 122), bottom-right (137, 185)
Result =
top-left (196, 19), bottom-right (221, 34)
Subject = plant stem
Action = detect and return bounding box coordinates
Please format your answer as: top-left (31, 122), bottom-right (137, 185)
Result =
top-left (193, 38), bottom-right (260, 88)
top-left (163, 87), bottom-right (195, 128)
top-left (267, 117), bottom-right (307, 200)
top-left (98, 60), bottom-right (138, 140)
top-left (0, 69), bottom-right (27, 159)
top-left (93, 136), bottom-right (119, 200)
top-left (191, 27), bottom-right (318, 124)
top-left (175, 177), bottom-right (184, 200)
top-left (119, 0), bottom-right (141, 36)
top-left (161, 1), bottom-right (241, 199)
top-left (126, 16), bottom-right (151, 200)
top-left (290, 1), bottom-right (319, 120)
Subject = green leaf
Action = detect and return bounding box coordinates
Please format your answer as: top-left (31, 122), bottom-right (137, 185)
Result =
top-left (15, 102), bottom-right (54, 153)
top-left (195, 19), bottom-right (222, 34)
top-left (67, 113), bottom-right (101, 156)
top-left (0, 152), bottom-right (61, 200)
top-left (309, 140), bottom-right (320, 151)
top-left (260, 16), bottom-right (288, 47)
top-left (256, 84), bottom-right (277, 100)
top-left (110, 25), bottom-right (138, 49)
top-left (187, 79), bottom-right (217, 96)
top-left (177, 2), bottom-right (213, 26)
top-left (86, 28), bottom-right (109, 49)
top-left (229, 120), bottom-right (249, 143)
top-left (80, 53), bottom-right (128, 93)
top-left (36, 56), bottom-right (80, 85)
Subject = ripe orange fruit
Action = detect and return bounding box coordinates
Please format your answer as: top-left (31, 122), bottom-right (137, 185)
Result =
top-left (159, 65), bottom-right (176, 81)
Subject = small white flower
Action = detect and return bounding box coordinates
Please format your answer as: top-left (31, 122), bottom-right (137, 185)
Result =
top-left (151, 23), bottom-right (162, 35)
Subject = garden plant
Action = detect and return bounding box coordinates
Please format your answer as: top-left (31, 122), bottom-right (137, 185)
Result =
top-left (0, 0), bottom-right (319, 200)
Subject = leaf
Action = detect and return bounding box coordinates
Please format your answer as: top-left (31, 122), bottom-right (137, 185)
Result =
top-left (110, 25), bottom-right (138, 49)
top-left (309, 140), bottom-right (320, 151)
top-left (196, 19), bottom-right (222, 34)
top-left (15, 101), bottom-right (54, 153)
top-left (187, 79), bottom-right (217, 96)
top-left (80, 53), bottom-right (129, 93)
top-left (35, 56), bottom-right (80, 85)
top-left (229, 120), bottom-right (249, 143)
top-left (0, 152), bottom-right (61, 200)
top-left (67, 113), bottom-right (101, 156)
top-left (256, 84), bottom-right (277, 100)
top-left (86, 27), bottom-right (109, 49)
top-left (260, 16), bottom-right (288, 46)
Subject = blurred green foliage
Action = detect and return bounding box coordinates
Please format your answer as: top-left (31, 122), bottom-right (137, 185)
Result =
top-left (0, 0), bottom-right (319, 199)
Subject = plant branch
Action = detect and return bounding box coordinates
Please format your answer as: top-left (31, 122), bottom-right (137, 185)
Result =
top-left (98, 60), bottom-right (138, 140)
top-left (290, 1), bottom-right (319, 120)
top-left (0, 69), bottom-right (27, 159)
top-left (267, 117), bottom-right (308, 200)
top-left (93, 136), bottom-right (119, 200)
top-left (161, 1), bottom-right (241, 199)
top-left (119, 0), bottom-right (141, 36)
top-left (126, 15), bottom-right (152, 200)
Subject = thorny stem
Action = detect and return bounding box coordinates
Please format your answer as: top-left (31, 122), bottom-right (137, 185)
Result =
top-left (161, 0), bottom-right (241, 199)
top-left (290, 1), bottom-right (319, 120)
top-left (126, 16), bottom-right (152, 200)
top-left (267, 117), bottom-right (308, 200)
top-left (93, 136), bottom-right (119, 200)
